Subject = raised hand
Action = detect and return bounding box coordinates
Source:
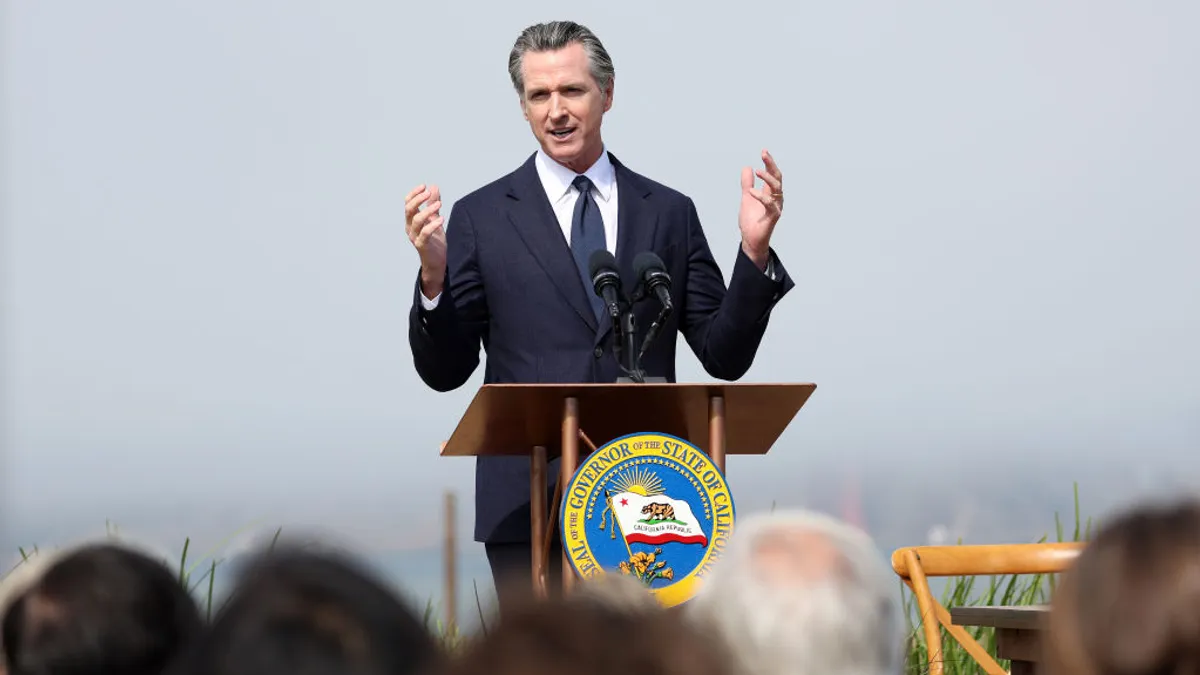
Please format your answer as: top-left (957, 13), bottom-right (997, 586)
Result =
top-left (404, 183), bottom-right (448, 297)
top-left (737, 149), bottom-right (784, 269)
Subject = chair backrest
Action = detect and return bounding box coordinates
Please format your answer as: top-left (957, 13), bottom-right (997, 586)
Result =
top-left (892, 542), bottom-right (1085, 675)
top-left (892, 542), bottom-right (1083, 579)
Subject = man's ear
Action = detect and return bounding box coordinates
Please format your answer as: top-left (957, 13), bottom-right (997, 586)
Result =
top-left (603, 78), bottom-right (614, 113)
top-left (519, 95), bottom-right (529, 121)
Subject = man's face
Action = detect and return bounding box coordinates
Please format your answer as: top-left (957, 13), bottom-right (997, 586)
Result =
top-left (519, 42), bottom-right (613, 173)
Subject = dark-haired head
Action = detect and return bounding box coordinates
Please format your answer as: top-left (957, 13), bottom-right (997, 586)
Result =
top-left (182, 542), bottom-right (440, 675)
top-left (2, 542), bottom-right (202, 675)
top-left (441, 592), bottom-right (731, 675)
top-left (1046, 498), bottom-right (1200, 675)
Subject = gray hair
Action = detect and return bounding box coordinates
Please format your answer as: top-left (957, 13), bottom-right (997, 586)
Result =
top-left (507, 21), bottom-right (615, 98)
top-left (686, 510), bottom-right (905, 675)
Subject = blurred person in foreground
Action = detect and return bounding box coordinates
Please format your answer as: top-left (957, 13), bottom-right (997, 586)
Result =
top-left (571, 570), bottom-right (662, 615)
top-left (687, 510), bottom-right (904, 675)
top-left (1045, 498), bottom-right (1200, 675)
top-left (181, 542), bottom-right (439, 675)
top-left (1, 542), bottom-right (202, 675)
top-left (0, 550), bottom-right (59, 625)
top-left (482, 567), bottom-right (661, 627)
top-left (0, 551), bottom-right (60, 675)
top-left (1, 553), bottom-right (55, 604)
top-left (439, 592), bottom-right (731, 675)
top-left (403, 19), bottom-right (795, 608)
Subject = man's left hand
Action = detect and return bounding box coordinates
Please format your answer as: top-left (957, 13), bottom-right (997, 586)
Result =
top-left (737, 149), bottom-right (784, 270)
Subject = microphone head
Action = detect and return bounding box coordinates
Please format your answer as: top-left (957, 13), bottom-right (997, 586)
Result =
top-left (633, 251), bottom-right (666, 281)
top-left (589, 249), bottom-right (619, 280)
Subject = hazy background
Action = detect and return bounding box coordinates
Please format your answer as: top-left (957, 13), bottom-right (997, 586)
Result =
top-left (3, 1), bottom-right (1198, 618)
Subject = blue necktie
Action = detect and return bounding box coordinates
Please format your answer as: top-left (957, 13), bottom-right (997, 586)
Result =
top-left (570, 175), bottom-right (608, 322)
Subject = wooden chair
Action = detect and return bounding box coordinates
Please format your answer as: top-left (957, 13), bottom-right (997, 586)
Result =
top-left (892, 543), bottom-right (1084, 675)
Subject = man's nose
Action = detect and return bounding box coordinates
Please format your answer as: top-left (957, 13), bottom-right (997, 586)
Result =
top-left (550, 95), bottom-right (568, 118)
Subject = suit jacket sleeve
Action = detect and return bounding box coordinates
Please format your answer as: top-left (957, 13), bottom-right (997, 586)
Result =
top-left (679, 197), bottom-right (795, 381)
top-left (408, 203), bottom-right (489, 392)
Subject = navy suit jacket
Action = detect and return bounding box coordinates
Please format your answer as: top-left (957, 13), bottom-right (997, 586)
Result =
top-left (409, 151), bottom-right (795, 544)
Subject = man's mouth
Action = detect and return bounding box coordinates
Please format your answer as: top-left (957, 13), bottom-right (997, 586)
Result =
top-left (549, 127), bottom-right (576, 140)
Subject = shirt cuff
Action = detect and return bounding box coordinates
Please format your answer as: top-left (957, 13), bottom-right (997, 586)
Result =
top-left (421, 292), bottom-right (441, 310)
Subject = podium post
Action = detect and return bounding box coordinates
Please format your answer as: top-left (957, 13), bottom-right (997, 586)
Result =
top-left (561, 396), bottom-right (579, 592)
top-left (439, 382), bottom-right (815, 599)
top-left (530, 444), bottom-right (547, 595)
top-left (709, 394), bottom-right (726, 472)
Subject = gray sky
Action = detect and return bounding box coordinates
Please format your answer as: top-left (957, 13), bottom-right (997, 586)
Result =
top-left (2, 0), bottom-right (1198, 562)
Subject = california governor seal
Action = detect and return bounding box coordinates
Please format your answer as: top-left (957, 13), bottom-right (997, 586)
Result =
top-left (559, 431), bottom-right (737, 607)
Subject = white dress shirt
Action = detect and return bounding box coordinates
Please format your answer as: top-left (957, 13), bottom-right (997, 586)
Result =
top-left (420, 147), bottom-right (619, 309)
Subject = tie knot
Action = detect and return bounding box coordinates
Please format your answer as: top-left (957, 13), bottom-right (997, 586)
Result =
top-left (572, 175), bottom-right (594, 194)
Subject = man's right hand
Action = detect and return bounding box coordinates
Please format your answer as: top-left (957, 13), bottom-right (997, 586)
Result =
top-left (404, 184), bottom-right (447, 299)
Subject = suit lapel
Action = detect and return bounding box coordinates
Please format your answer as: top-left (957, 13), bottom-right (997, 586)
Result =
top-left (504, 153), bottom-right (598, 332)
top-left (601, 153), bottom-right (659, 343)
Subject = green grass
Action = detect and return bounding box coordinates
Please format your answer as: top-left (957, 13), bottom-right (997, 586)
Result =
top-left (4, 484), bottom-right (1092, 669)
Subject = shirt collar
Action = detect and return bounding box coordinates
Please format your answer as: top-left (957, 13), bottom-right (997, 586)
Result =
top-left (534, 146), bottom-right (616, 203)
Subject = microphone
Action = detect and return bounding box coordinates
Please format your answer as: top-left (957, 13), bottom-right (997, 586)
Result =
top-left (633, 252), bottom-right (673, 313)
top-left (589, 249), bottom-right (638, 380)
top-left (588, 249), bottom-right (625, 320)
top-left (632, 252), bottom-right (674, 373)
top-left (590, 249), bottom-right (648, 383)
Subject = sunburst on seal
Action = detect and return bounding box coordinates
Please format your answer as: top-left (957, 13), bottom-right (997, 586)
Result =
top-left (607, 465), bottom-right (665, 496)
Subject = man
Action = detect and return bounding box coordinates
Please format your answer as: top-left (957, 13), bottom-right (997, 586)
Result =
top-left (685, 510), bottom-right (905, 675)
top-left (404, 21), bottom-right (795, 605)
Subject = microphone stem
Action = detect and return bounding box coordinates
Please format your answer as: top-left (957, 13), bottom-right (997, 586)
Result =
top-left (612, 321), bottom-right (625, 367)
top-left (620, 307), bottom-right (639, 378)
top-left (636, 306), bottom-right (672, 367)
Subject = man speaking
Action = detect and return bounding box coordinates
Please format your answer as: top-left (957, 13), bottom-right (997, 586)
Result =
top-left (404, 21), bottom-right (794, 605)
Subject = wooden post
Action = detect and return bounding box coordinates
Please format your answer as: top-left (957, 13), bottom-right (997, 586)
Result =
top-left (531, 445), bottom-right (548, 597)
top-left (443, 491), bottom-right (457, 634)
top-left (561, 396), bottom-right (580, 593)
top-left (709, 395), bottom-right (726, 473)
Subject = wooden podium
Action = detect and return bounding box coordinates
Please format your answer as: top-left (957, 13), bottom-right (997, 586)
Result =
top-left (439, 382), bottom-right (816, 597)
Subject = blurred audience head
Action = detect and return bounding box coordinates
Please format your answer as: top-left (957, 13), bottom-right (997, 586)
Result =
top-left (1, 542), bottom-right (202, 675)
top-left (1046, 498), bottom-right (1200, 675)
top-left (441, 593), bottom-right (731, 675)
top-left (183, 542), bottom-right (439, 675)
top-left (1, 550), bottom-right (59, 621)
top-left (1, 551), bottom-right (61, 675)
top-left (687, 509), bottom-right (903, 675)
top-left (570, 572), bottom-right (661, 615)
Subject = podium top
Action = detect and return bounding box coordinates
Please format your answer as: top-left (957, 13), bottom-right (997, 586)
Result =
top-left (439, 382), bottom-right (815, 458)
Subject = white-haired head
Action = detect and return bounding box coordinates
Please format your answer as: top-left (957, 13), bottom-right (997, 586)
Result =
top-left (686, 509), bottom-right (904, 675)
